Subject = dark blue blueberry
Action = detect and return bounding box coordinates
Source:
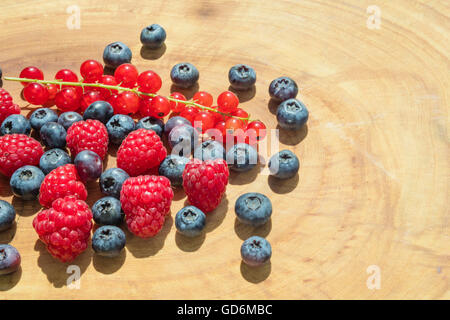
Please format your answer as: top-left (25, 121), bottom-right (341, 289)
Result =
top-left (0, 200), bottom-right (15, 232)
top-left (99, 168), bottom-right (129, 198)
top-left (226, 143), bottom-right (258, 172)
top-left (29, 108), bottom-right (58, 131)
top-left (268, 149), bottom-right (299, 179)
top-left (0, 244), bottom-right (21, 275)
top-left (106, 114), bottom-right (135, 145)
top-left (92, 226), bottom-right (126, 258)
top-left (58, 111), bottom-right (82, 130)
top-left (140, 24), bottom-right (166, 49)
top-left (103, 41), bottom-right (132, 69)
top-left (40, 122), bottom-right (67, 149)
top-left (164, 116), bottom-right (191, 135)
top-left (194, 139), bottom-right (225, 161)
top-left (158, 155), bottom-right (189, 187)
top-left (168, 124), bottom-right (199, 157)
top-left (74, 150), bottom-right (103, 182)
top-left (0, 114), bottom-right (30, 135)
top-left (175, 206), bottom-right (206, 237)
top-left (228, 64), bottom-right (256, 90)
top-left (136, 116), bottom-right (164, 137)
top-left (10, 165), bottom-right (45, 200)
top-left (39, 148), bottom-right (71, 175)
top-left (235, 193), bottom-right (272, 226)
top-left (92, 196), bottom-right (124, 226)
top-left (170, 63), bottom-right (199, 88)
top-left (269, 76), bottom-right (298, 102)
top-left (83, 101), bottom-right (114, 124)
top-left (240, 236), bottom-right (272, 267)
top-left (276, 98), bottom-right (309, 130)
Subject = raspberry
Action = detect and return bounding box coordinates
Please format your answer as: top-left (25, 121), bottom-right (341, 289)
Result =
top-left (120, 175), bottom-right (174, 238)
top-left (0, 89), bottom-right (20, 125)
top-left (66, 119), bottom-right (109, 159)
top-left (0, 134), bottom-right (44, 177)
top-left (39, 164), bottom-right (87, 207)
top-left (33, 196), bottom-right (93, 262)
top-left (182, 159), bottom-right (229, 213)
top-left (117, 128), bottom-right (167, 176)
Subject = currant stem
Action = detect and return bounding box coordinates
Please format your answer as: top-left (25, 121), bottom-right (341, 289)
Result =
top-left (4, 76), bottom-right (252, 121)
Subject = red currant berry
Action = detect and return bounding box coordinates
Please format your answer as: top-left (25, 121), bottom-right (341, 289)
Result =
top-left (114, 64), bottom-right (138, 88)
top-left (115, 92), bottom-right (139, 114)
top-left (246, 120), bottom-right (267, 141)
top-left (98, 75), bottom-right (118, 99)
top-left (149, 95), bottom-right (170, 118)
top-left (213, 121), bottom-right (227, 143)
top-left (80, 91), bottom-right (102, 112)
top-left (55, 69), bottom-right (78, 83)
top-left (224, 117), bottom-right (244, 134)
top-left (46, 84), bottom-right (59, 100)
top-left (20, 67), bottom-right (44, 86)
top-left (138, 97), bottom-right (153, 117)
top-left (137, 70), bottom-right (162, 93)
top-left (180, 106), bottom-right (199, 124)
top-left (231, 108), bottom-right (249, 125)
top-left (23, 83), bottom-right (49, 105)
top-left (80, 60), bottom-right (103, 82)
top-left (107, 94), bottom-right (120, 112)
top-left (193, 91), bottom-right (213, 107)
top-left (217, 91), bottom-right (239, 113)
top-left (55, 87), bottom-right (81, 112)
top-left (193, 111), bottom-right (215, 133)
top-left (169, 92), bottom-right (186, 112)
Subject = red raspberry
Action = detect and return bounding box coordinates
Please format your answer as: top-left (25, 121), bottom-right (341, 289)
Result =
top-left (33, 196), bottom-right (93, 262)
top-left (0, 89), bottom-right (20, 125)
top-left (39, 164), bottom-right (87, 207)
top-left (66, 119), bottom-right (108, 159)
top-left (117, 129), bottom-right (167, 176)
top-left (120, 175), bottom-right (174, 238)
top-left (182, 159), bottom-right (229, 213)
top-left (0, 134), bottom-right (44, 177)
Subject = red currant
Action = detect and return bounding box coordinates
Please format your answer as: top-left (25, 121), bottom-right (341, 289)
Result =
top-left (224, 117), bottom-right (244, 133)
top-left (213, 121), bottom-right (227, 143)
top-left (114, 64), bottom-right (138, 88)
top-left (98, 75), bottom-right (118, 99)
top-left (80, 91), bottom-right (102, 112)
top-left (55, 69), bottom-right (78, 83)
top-left (193, 91), bottom-right (213, 107)
top-left (246, 120), bottom-right (267, 141)
top-left (107, 94), bottom-right (120, 112)
top-left (23, 83), bottom-right (49, 105)
top-left (138, 97), bottom-right (153, 117)
top-left (137, 70), bottom-right (162, 93)
top-left (149, 95), bottom-right (170, 118)
top-left (169, 92), bottom-right (186, 112)
top-left (180, 106), bottom-right (199, 124)
top-left (217, 91), bottom-right (239, 113)
top-left (231, 108), bottom-right (249, 125)
top-left (193, 111), bottom-right (215, 133)
top-left (55, 87), bottom-right (80, 112)
top-left (20, 67), bottom-right (44, 86)
top-left (80, 60), bottom-right (103, 82)
top-left (46, 84), bottom-right (59, 100)
top-left (115, 92), bottom-right (139, 114)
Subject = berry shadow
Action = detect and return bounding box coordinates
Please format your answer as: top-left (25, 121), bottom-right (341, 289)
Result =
top-left (140, 44), bottom-right (167, 60)
top-left (103, 66), bottom-right (116, 76)
top-left (93, 249), bottom-right (126, 274)
top-left (234, 219), bottom-right (272, 241)
top-left (0, 222), bottom-right (16, 244)
top-left (240, 261), bottom-right (271, 283)
top-left (107, 144), bottom-right (119, 157)
top-left (0, 266), bottom-right (22, 291)
top-left (0, 175), bottom-right (12, 197)
top-left (0, 79), bottom-right (3, 88)
top-left (268, 173), bottom-right (299, 194)
top-left (203, 197), bottom-right (229, 233)
top-left (277, 124), bottom-right (308, 146)
top-left (125, 215), bottom-right (173, 258)
top-left (170, 83), bottom-right (199, 100)
top-left (228, 165), bottom-right (261, 186)
top-left (12, 196), bottom-right (42, 217)
top-left (175, 232), bottom-right (205, 252)
top-left (227, 85), bottom-right (256, 103)
top-left (172, 187), bottom-right (186, 201)
top-left (267, 98), bottom-right (279, 115)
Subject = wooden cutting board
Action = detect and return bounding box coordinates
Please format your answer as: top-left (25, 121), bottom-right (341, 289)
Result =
top-left (0, 0), bottom-right (448, 299)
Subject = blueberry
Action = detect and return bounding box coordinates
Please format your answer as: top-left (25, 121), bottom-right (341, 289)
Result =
top-left (29, 108), bottom-right (58, 131)
top-left (164, 116), bottom-right (191, 135)
top-left (106, 114), bottom-right (135, 145)
top-left (92, 196), bottom-right (124, 226)
top-left (103, 41), bottom-right (132, 69)
top-left (99, 168), bottom-right (129, 198)
top-left (268, 149), bottom-right (299, 179)
top-left (194, 139), bottom-right (225, 161)
top-left (0, 244), bottom-right (21, 275)
top-left (83, 101), bottom-right (114, 124)
top-left (170, 63), bottom-right (199, 88)
top-left (226, 143), bottom-right (258, 172)
top-left (276, 98), bottom-right (309, 130)
top-left (10, 166), bottom-right (45, 200)
top-left (175, 206), bottom-right (206, 237)
top-left (0, 200), bottom-right (15, 232)
top-left (0, 114), bottom-right (30, 135)
top-left (168, 124), bottom-right (199, 157)
top-left (40, 122), bottom-right (67, 149)
top-left (92, 226), bottom-right (126, 258)
top-left (241, 236), bottom-right (272, 267)
top-left (74, 150), bottom-right (103, 182)
top-left (140, 24), bottom-right (166, 49)
top-left (39, 148), bottom-right (71, 175)
top-left (228, 64), bottom-right (256, 90)
top-left (58, 111), bottom-right (83, 130)
top-left (235, 193), bottom-right (272, 226)
top-left (269, 76), bottom-right (298, 102)
top-left (136, 116), bottom-right (164, 137)
top-left (158, 155), bottom-right (189, 187)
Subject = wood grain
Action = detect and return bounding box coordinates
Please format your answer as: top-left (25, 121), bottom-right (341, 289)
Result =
top-left (0, 0), bottom-right (448, 299)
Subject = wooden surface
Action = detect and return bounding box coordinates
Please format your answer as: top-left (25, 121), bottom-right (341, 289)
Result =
top-left (0, 0), bottom-right (448, 300)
